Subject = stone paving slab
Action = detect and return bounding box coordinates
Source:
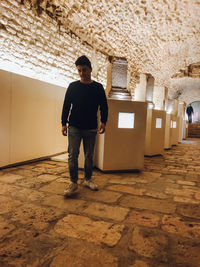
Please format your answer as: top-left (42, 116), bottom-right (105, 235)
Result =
top-left (162, 215), bottom-right (200, 238)
top-left (0, 195), bottom-right (22, 215)
top-left (92, 175), bottom-right (111, 187)
top-left (0, 182), bottom-right (21, 195)
top-left (177, 203), bottom-right (200, 219)
top-left (39, 180), bottom-right (67, 194)
top-left (129, 226), bottom-right (168, 261)
top-left (120, 195), bottom-right (176, 214)
top-left (177, 180), bottom-right (196, 186)
top-left (79, 189), bottom-right (122, 203)
top-left (170, 238), bottom-right (200, 267)
top-left (173, 196), bottom-right (200, 204)
top-left (140, 171), bottom-right (161, 178)
top-left (14, 176), bottom-right (53, 189)
top-left (0, 173), bottom-right (24, 183)
top-left (10, 187), bottom-right (47, 202)
top-left (144, 190), bottom-right (169, 199)
top-left (165, 187), bottom-right (198, 197)
top-left (127, 210), bottom-right (160, 228)
top-left (107, 184), bottom-right (146, 195)
top-left (0, 229), bottom-right (34, 266)
top-left (5, 168), bottom-right (38, 177)
top-left (130, 260), bottom-right (149, 267)
top-left (11, 203), bottom-right (63, 230)
top-left (107, 177), bottom-right (137, 185)
top-left (195, 191), bottom-right (200, 200)
top-left (36, 174), bottom-right (59, 182)
top-left (0, 216), bottom-right (16, 239)
top-left (43, 194), bottom-right (86, 212)
top-left (50, 239), bottom-right (118, 267)
top-left (54, 214), bottom-right (124, 246)
top-left (83, 202), bottom-right (129, 221)
top-left (0, 230), bottom-right (61, 267)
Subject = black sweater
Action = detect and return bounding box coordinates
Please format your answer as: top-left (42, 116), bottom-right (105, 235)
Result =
top-left (61, 80), bottom-right (108, 129)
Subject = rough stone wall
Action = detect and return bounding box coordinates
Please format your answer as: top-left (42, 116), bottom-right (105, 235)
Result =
top-left (1, 0), bottom-right (199, 101)
top-left (0, 0), bottom-right (108, 88)
top-left (172, 63), bottom-right (200, 79)
top-left (17, 0), bottom-right (200, 94)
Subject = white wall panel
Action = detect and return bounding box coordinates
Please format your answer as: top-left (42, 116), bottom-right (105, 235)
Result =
top-left (0, 70), bottom-right (11, 167)
top-left (0, 69), bottom-right (67, 167)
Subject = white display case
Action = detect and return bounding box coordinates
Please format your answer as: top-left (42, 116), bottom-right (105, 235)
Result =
top-left (170, 115), bottom-right (180, 146)
top-left (94, 99), bottom-right (147, 171)
top-left (145, 109), bottom-right (166, 155)
top-left (164, 114), bottom-right (172, 149)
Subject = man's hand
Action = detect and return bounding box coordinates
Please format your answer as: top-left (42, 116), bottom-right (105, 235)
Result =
top-left (99, 123), bottom-right (106, 134)
top-left (62, 125), bottom-right (68, 136)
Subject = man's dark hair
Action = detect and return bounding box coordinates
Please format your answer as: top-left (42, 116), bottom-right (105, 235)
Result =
top-left (75, 55), bottom-right (92, 69)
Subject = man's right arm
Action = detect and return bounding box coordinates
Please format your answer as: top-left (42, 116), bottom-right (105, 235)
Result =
top-left (62, 125), bottom-right (68, 136)
top-left (61, 86), bottom-right (72, 136)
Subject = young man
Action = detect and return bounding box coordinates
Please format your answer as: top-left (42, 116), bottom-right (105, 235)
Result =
top-left (186, 104), bottom-right (194, 123)
top-left (61, 55), bottom-right (108, 196)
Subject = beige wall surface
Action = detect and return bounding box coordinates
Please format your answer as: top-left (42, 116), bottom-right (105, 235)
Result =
top-left (0, 70), bottom-right (11, 166)
top-left (0, 69), bottom-right (67, 167)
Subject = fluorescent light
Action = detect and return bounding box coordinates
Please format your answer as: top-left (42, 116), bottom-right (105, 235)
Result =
top-left (118, 112), bottom-right (135, 128)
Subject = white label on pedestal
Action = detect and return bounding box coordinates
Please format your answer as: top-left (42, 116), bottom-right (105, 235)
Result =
top-left (118, 112), bottom-right (135, 128)
top-left (173, 121), bottom-right (176, 128)
top-left (156, 118), bottom-right (162, 128)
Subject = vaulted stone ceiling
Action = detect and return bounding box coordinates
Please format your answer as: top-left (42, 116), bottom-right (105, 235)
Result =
top-left (23, 0), bottom-right (200, 99)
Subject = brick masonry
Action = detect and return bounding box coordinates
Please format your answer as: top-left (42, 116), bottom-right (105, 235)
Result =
top-left (0, 0), bottom-right (108, 88)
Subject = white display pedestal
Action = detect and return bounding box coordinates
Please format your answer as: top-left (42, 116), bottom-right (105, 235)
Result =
top-left (145, 109), bottom-right (166, 156)
top-left (185, 120), bottom-right (189, 138)
top-left (178, 118), bottom-right (186, 142)
top-left (182, 120), bottom-right (187, 139)
top-left (170, 115), bottom-right (180, 146)
top-left (94, 99), bottom-right (147, 171)
top-left (164, 114), bottom-right (172, 149)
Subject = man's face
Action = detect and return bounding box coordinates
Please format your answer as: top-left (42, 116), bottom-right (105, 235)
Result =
top-left (77, 65), bottom-right (92, 82)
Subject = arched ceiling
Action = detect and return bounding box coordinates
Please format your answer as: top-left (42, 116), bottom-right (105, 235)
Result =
top-left (23, 0), bottom-right (200, 99)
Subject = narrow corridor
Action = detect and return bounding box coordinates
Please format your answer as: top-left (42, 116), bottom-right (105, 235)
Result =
top-left (0, 139), bottom-right (200, 267)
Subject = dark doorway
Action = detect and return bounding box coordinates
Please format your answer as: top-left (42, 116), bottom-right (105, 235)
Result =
top-left (189, 101), bottom-right (200, 123)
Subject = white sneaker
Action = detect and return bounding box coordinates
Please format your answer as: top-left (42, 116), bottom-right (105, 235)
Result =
top-left (83, 179), bottom-right (98, 191)
top-left (64, 182), bottom-right (78, 196)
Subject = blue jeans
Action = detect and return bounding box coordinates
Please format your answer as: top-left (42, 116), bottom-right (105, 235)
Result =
top-left (188, 114), bottom-right (192, 123)
top-left (68, 126), bottom-right (97, 183)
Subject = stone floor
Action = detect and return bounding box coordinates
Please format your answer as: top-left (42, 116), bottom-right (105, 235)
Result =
top-left (0, 138), bottom-right (200, 267)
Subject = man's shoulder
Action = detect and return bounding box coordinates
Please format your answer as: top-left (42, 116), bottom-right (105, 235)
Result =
top-left (66, 81), bottom-right (80, 91)
top-left (93, 80), bottom-right (102, 86)
top-left (92, 81), bottom-right (104, 89)
top-left (69, 81), bottom-right (80, 87)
